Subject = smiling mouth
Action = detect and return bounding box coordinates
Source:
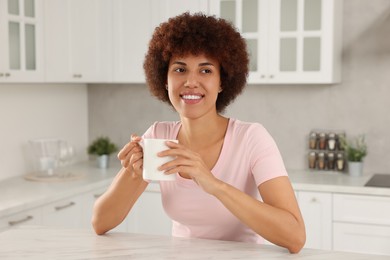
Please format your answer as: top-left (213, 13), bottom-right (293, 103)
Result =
top-left (180, 94), bottom-right (204, 100)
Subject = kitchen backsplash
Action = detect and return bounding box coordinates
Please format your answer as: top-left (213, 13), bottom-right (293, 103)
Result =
top-left (0, 84), bottom-right (89, 181)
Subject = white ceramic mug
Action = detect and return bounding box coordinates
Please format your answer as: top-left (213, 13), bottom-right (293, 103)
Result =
top-left (142, 138), bottom-right (178, 181)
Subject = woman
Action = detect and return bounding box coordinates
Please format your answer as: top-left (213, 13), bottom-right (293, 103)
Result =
top-left (92, 12), bottom-right (305, 253)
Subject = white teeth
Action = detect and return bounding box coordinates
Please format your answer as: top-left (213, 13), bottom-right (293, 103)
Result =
top-left (182, 95), bottom-right (202, 100)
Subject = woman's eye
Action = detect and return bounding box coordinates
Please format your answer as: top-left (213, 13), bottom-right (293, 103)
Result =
top-left (174, 68), bottom-right (185, 73)
top-left (201, 68), bottom-right (212, 74)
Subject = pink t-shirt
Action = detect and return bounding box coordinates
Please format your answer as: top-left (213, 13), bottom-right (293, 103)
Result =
top-left (142, 118), bottom-right (288, 244)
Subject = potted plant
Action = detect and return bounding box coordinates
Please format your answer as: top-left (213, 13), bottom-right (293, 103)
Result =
top-left (87, 137), bottom-right (118, 168)
top-left (340, 134), bottom-right (367, 176)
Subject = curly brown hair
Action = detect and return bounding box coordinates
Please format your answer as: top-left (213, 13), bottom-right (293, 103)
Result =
top-left (143, 12), bottom-right (249, 113)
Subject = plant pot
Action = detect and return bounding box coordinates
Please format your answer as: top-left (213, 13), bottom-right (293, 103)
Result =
top-left (97, 155), bottom-right (109, 169)
top-left (348, 161), bottom-right (364, 177)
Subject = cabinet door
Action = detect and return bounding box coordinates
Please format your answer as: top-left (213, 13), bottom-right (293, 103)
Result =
top-left (158, 0), bottom-right (209, 20)
top-left (128, 184), bottom-right (172, 236)
top-left (333, 194), bottom-right (390, 226)
top-left (211, 0), bottom-right (269, 83)
top-left (0, 0), bottom-right (44, 82)
top-left (0, 207), bottom-right (41, 232)
top-left (41, 194), bottom-right (84, 228)
top-left (297, 191), bottom-right (332, 250)
top-left (267, 0), bottom-right (342, 84)
top-left (334, 222), bottom-right (390, 256)
top-left (44, 0), bottom-right (112, 83)
top-left (112, 0), bottom-right (209, 83)
top-left (112, 0), bottom-right (154, 83)
top-left (210, 0), bottom-right (342, 84)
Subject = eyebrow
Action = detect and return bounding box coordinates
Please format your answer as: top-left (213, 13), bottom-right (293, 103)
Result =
top-left (172, 61), bottom-right (216, 67)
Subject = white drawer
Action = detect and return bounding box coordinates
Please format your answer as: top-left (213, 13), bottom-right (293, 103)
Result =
top-left (0, 208), bottom-right (42, 232)
top-left (333, 194), bottom-right (390, 225)
top-left (41, 195), bottom-right (84, 228)
top-left (333, 222), bottom-right (390, 256)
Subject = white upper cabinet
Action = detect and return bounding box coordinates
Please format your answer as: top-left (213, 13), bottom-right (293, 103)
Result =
top-left (158, 0), bottom-right (209, 20)
top-left (112, 0), bottom-right (209, 83)
top-left (112, 0), bottom-right (154, 83)
top-left (0, 0), bottom-right (44, 82)
top-left (210, 0), bottom-right (342, 84)
top-left (44, 0), bottom-right (112, 83)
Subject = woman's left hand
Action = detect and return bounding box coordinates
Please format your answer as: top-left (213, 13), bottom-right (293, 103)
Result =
top-left (157, 141), bottom-right (222, 194)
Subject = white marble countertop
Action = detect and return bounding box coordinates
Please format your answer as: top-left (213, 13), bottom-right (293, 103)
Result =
top-left (1, 161), bottom-right (389, 218)
top-left (0, 226), bottom-right (388, 260)
top-left (289, 170), bottom-right (390, 196)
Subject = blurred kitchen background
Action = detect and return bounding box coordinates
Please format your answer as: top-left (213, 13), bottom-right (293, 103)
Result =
top-left (1, 0), bottom-right (390, 181)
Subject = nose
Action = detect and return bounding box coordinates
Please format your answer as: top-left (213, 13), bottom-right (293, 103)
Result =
top-left (184, 72), bottom-right (199, 88)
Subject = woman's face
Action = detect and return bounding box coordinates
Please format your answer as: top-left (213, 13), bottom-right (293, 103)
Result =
top-left (167, 54), bottom-right (221, 120)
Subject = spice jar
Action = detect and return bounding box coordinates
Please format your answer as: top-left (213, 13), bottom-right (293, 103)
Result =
top-left (336, 152), bottom-right (345, 171)
top-left (327, 152), bottom-right (335, 170)
top-left (318, 152), bottom-right (326, 170)
top-left (308, 151), bottom-right (317, 169)
top-left (318, 133), bottom-right (327, 150)
top-left (309, 132), bottom-right (318, 149)
top-left (327, 133), bottom-right (336, 151)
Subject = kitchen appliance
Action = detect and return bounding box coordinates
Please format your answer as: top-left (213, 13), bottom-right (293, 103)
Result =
top-left (365, 173), bottom-right (390, 188)
top-left (28, 138), bottom-right (74, 177)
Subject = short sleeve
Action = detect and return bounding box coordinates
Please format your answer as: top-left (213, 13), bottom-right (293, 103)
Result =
top-left (247, 124), bottom-right (288, 186)
top-left (142, 122), bottom-right (157, 139)
top-left (141, 121), bottom-right (180, 140)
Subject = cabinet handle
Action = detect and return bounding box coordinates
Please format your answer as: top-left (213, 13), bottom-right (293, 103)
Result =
top-left (269, 75), bottom-right (274, 79)
top-left (311, 197), bottom-right (318, 203)
top-left (8, 215), bottom-right (33, 226)
top-left (0, 73), bottom-right (3, 77)
top-left (54, 201), bottom-right (75, 211)
top-left (73, 74), bottom-right (82, 78)
top-left (93, 193), bottom-right (104, 199)
top-left (5, 73), bottom-right (10, 77)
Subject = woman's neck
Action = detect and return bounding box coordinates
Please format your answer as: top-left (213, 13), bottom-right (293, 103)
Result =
top-left (178, 114), bottom-right (229, 150)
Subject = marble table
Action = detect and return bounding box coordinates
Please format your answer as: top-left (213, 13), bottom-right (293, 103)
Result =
top-left (0, 226), bottom-right (388, 259)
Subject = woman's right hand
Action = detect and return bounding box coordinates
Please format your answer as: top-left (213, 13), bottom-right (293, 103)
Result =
top-left (117, 134), bottom-right (143, 178)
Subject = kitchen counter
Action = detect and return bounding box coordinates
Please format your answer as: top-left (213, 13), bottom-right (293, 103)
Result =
top-left (1, 161), bottom-right (389, 218)
top-left (0, 226), bottom-right (388, 259)
top-left (0, 161), bottom-right (120, 218)
top-left (289, 170), bottom-right (390, 196)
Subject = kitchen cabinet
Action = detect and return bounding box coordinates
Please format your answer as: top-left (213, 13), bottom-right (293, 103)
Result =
top-left (111, 0), bottom-right (155, 83)
top-left (80, 183), bottom-right (171, 235)
top-left (41, 194), bottom-right (85, 228)
top-left (44, 0), bottom-right (112, 83)
top-left (333, 194), bottom-right (390, 255)
top-left (112, 0), bottom-right (209, 83)
top-left (297, 191), bottom-right (332, 250)
top-left (127, 185), bottom-right (172, 236)
top-left (209, 0), bottom-right (342, 84)
top-left (158, 0), bottom-right (209, 20)
top-left (0, 0), bottom-right (44, 82)
top-left (0, 207), bottom-right (41, 232)
top-left (333, 223), bottom-right (390, 256)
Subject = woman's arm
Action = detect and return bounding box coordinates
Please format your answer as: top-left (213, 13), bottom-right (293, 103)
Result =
top-left (211, 176), bottom-right (306, 253)
top-left (92, 135), bottom-right (148, 235)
